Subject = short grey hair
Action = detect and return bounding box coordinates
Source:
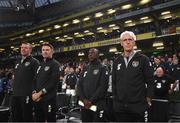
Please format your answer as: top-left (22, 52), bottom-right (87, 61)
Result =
top-left (120, 31), bottom-right (136, 41)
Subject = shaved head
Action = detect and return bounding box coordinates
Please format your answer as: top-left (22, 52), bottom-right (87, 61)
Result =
top-left (156, 67), bottom-right (164, 77)
top-left (88, 48), bottom-right (99, 62)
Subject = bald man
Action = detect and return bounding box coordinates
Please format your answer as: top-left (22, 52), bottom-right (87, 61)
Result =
top-left (149, 67), bottom-right (175, 122)
top-left (78, 48), bottom-right (109, 122)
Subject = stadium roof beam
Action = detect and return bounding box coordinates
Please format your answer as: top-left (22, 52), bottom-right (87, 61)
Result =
top-left (47, 0), bottom-right (51, 5)
top-left (19, 0), bottom-right (28, 10)
top-left (8, 0), bottom-right (13, 8)
top-left (19, 0), bottom-right (36, 15)
top-left (0, 0), bottom-right (15, 10)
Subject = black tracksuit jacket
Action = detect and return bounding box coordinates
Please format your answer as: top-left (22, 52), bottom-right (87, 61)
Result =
top-left (78, 60), bottom-right (109, 110)
top-left (153, 74), bottom-right (174, 100)
top-left (66, 73), bottom-right (77, 89)
top-left (34, 58), bottom-right (60, 101)
top-left (112, 52), bottom-right (154, 114)
top-left (170, 64), bottom-right (180, 81)
top-left (13, 56), bottom-right (39, 96)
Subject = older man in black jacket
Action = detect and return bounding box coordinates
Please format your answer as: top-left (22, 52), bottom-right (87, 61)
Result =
top-left (112, 31), bottom-right (154, 122)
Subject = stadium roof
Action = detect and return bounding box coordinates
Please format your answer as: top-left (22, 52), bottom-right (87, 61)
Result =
top-left (0, 0), bottom-right (63, 9)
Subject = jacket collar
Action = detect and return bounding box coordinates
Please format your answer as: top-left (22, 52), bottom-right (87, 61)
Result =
top-left (89, 59), bottom-right (100, 65)
top-left (20, 55), bottom-right (32, 63)
top-left (43, 57), bottom-right (53, 63)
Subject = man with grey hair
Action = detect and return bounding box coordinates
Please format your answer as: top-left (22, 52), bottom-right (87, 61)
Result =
top-left (112, 31), bottom-right (154, 122)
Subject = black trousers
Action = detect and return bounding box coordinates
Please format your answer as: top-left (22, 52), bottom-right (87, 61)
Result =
top-left (34, 98), bottom-right (56, 122)
top-left (148, 100), bottom-right (169, 122)
top-left (81, 108), bottom-right (107, 122)
top-left (114, 110), bottom-right (145, 122)
top-left (10, 95), bottom-right (33, 122)
top-left (0, 91), bottom-right (4, 105)
top-left (105, 93), bottom-right (115, 122)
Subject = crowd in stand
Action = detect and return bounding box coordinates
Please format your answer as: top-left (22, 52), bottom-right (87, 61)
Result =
top-left (0, 68), bottom-right (13, 105)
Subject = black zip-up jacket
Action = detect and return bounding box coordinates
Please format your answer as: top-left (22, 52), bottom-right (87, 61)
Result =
top-left (13, 56), bottom-right (39, 96)
top-left (170, 64), bottom-right (180, 81)
top-left (78, 60), bottom-right (109, 109)
top-left (34, 58), bottom-right (60, 101)
top-left (153, 74), bottom-right (174, 100)
top-left (66, 73), bottom-right (77, 89)
top-left (112, 52), bottom-right (154, 114)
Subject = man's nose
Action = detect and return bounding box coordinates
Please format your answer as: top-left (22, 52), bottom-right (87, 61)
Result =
top-left (126, 41), bottom-right (130, 44)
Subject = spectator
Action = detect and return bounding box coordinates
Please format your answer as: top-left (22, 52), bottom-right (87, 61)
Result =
top-left (149, 67), bottom-right (175, 122)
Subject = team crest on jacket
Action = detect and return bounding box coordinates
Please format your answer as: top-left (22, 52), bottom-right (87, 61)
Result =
top-left (44, 66), bottom-right (50, 71)
top-left (93, 69), bottom-right (99, 75)
top-left (25, 62), bottom-right (30, 66)
top-left (132, 61), bottom-right (139, 67)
